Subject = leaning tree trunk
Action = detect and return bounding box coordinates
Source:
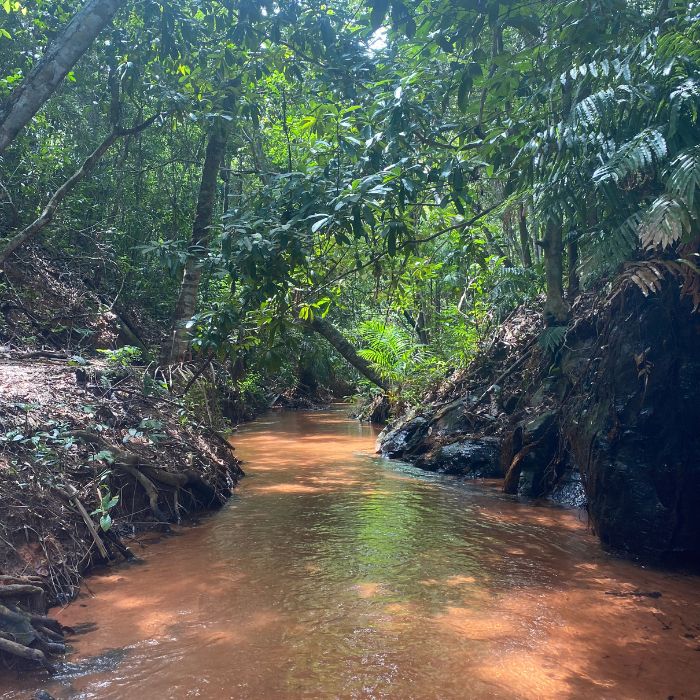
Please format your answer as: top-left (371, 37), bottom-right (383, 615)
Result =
top-left (309, 317), bottom-right (388, 390)
top-left (542, 219), bottom-right (569, 326)
top-left (0, 0), bottom-right (125, 153)
top-left (163, 117), bottom-right (230, 364)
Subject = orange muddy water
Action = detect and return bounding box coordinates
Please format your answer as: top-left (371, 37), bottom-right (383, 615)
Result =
top-left (2, 409), bottom-right (700, 699)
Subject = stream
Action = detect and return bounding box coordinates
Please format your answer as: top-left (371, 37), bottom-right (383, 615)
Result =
top-left (2, 409), bottom-right (700, 699)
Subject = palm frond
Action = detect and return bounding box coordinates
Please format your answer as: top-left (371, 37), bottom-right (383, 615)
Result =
top-left (593, 128), bottom-right (667, 184)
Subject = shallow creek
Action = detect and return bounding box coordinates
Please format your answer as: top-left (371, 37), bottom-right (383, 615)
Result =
top-left (2, 409), bottom-right (700, 699)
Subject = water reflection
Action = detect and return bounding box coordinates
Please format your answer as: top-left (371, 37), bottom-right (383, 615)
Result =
top-left (2, 409), bottom-right (699, 699)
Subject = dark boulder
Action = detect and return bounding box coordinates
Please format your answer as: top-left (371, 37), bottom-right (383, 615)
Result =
top-left (564, 284), bottom-right (700, 560)
top-left (503, 410), bottom-right (560, 499)
top-left (429, 399), bottom-right (471, 437)
top-left (377, 415), bottom-right (430, 458)
top-left (414, 437), bottom-right (502, 477)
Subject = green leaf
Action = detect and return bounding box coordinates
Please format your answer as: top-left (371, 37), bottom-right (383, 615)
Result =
top-left (370, 0), bottom-right (389, 30)
top-left (99, 514), bottom-right (112, 532)
top-left (458, 74), bottom-right (472, 112)
top-left (387, 227), bottom-right (397, 256)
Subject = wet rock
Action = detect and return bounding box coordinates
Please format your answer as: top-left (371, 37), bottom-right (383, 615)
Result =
top-left (430, 399), bottom-right (471, 437)
top-left (522, 410), bottom-right (557, 443)
top-left (550, 463), bottom-right (587, 508)
top-left (414, 438), bottom-right (502, 477)
top-left (377, 415), bottom-right (429, 458)
top-left (504, 411), bottom-right (560, 498)
top-left (365, 394), bottom-right (390, 424)
top-left (564, 284), bottom-right (700, 560)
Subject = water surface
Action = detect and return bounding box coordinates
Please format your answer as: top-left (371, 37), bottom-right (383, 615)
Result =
top-left (2, 410), bottom-right (700, 698)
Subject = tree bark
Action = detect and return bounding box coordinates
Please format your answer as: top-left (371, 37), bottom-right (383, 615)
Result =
top-left (518, 203), bottom-right (532, 268)
top-left (309, 317), bottom-right (388, 390)
top-left (0, 179), bottom-right (19, 232)
top-left (162, 116), bottom-right (230, 364)
top-left (0, 115), bottom-right (159, 267)
top-left (541, 219), bottom-right (569, 325)
top-left (0, 0), bottom-right (126, 153)
top-left (567, 239), bottom-right (580, 299)
top-left (403, 310), bottom-right (428, 345)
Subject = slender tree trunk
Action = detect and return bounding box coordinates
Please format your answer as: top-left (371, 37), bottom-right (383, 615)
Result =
top-left (541, 219), bottom-right (569, 326)
top-left (309, 317), bottom-right (388, 390)
top-left (0, 115), bottom-right (158, 267)
top-left (403, 310), bottom-right (428, 345)
top-left (163, 117), bottom-right (230, 364)
top-left (483, 228), bottom-right (515, 268)
top-left (518, 204), bottom-right (532, 268)
top-left (0, 178), bottom-right (19, 232)
top-left (567, 239), bottom-right (580, 299)
top-left (0, 0), bottom-right (125, 153)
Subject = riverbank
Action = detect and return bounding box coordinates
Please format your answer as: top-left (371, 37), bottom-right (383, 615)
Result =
top-left (377, 279), bottom-right (700, 563)
top-left (0, 352), bottom-right (242, 669)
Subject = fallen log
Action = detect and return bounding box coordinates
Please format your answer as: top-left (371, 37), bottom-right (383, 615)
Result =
top-left (0, 635), bottom-right (48, 665)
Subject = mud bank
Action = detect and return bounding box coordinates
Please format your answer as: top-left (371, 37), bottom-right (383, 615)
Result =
top-left (378, 281), bottom-right (700, 563)
top-left (0, 353), bottom-right (242, 669)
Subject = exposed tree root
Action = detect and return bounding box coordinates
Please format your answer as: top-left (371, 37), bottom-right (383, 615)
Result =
top-left (0, 585), bottom-right (67, 670)
top-left (70, 430), bottom-right (224, 523)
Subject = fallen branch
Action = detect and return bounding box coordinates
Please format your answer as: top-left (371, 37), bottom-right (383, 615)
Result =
top-left (55, 484), bottom-right (110, 561)
top-left (471, 339), bottom-right (537, 411)
top-left (0, 635), bottom-right (48, 666)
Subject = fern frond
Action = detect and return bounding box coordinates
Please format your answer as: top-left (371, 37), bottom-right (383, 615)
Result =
top-left (580, 213), bottom-right (641, 282)
top-left (538, 325), bottom-right (567, 355)
top-left (666, 145), bottom-right (700, 212)
top-left (669, 78), bottom-right (700, 137)
top-left (573, 88), bottom-right (616, 131)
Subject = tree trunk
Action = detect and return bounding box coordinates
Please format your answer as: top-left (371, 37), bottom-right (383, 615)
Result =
top-left (163, 117), bottom-right (230, 364)
top-left (541, 219), bottom-right (569, 326)
top-left (403, 310), bottom-right (428, 345)
top-left (309, 317), bottom-right (388, 390)
top-left (567, 239), bottom-right (580, 299)
top-left (518, 204), bottom-right (532, 268)
top-left (0, 0), bottom-right (125, 153)
top-left (0, 116), bottom-right (158, 267)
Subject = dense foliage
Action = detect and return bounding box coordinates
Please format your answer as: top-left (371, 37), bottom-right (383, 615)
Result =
top-left (1, 0), bottom-right (699, 404)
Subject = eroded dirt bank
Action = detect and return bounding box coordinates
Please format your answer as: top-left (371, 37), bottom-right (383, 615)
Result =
top-left (0, 353), bottom-right (242, 670)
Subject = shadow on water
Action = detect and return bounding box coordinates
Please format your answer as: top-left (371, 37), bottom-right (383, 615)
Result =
top-left (2, 409), bottom-right (700, 699)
